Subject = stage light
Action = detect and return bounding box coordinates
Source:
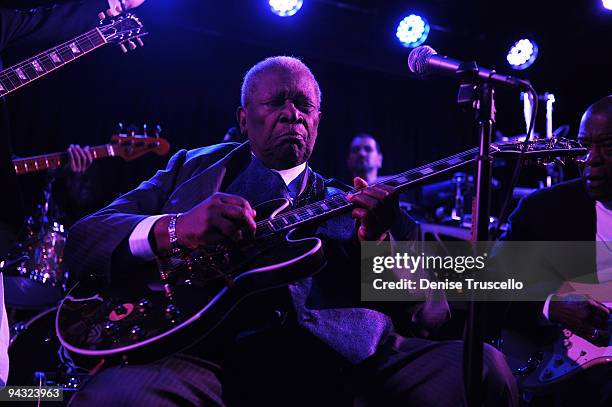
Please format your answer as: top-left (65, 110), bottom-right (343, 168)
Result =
top-left (269, 0), bottom-right (303, 17)
top-left (396, 14), bottom-right (430, 48)
top-left (603, 0), bottom-right (612, 10)
top-left (506, 39), bottom-right (538, 70)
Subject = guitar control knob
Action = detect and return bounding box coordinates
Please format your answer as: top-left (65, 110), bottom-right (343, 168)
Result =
top-left (165, 304), bottom-right (180, 316)
top-left (103, 321), bottom-right (120, 336)
top-left (164, 304), bottom-right (181, 324)
top-left (563, 339), bottom-right (572, 349)
top-left (562, 329), bottom-right (573, 338)
top-left (137, 298), bottom-right (152, 312)
top-left (129, 325), bottom-right (144, 341)
top-left (114, 304), bottom-right (128, 315)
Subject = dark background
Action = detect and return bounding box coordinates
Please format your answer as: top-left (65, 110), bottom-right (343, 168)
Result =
top-left (5, 0), bottom-right (612, 217)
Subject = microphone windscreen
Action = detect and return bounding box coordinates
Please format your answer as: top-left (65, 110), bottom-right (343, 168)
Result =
top-left (408, 45), bottom-right (437, 75)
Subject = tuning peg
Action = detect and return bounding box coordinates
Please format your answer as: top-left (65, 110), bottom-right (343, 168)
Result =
top-left (119, 42), bottom-right (128, 53)
top-left (136, 37), bottom-right (144, 47)
top-left (154, 124), bottom-right (162, 137)
top-left (127, 41), bottom-right (137, 51)
top-left (127, 124), bottom-right (138, 137)
top-left (143, 124), bottom-right (148, 137)
top-left (116, 122), bottom-right (124, 134)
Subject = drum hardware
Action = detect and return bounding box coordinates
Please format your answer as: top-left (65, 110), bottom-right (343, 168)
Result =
top-left (8, 307), bottom-right (91, 390)
top-left (4, 177), bottom-right (67, 309)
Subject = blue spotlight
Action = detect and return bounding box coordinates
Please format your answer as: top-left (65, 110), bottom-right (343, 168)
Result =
top-left (396, 14), bottom-right (430, 48)
top-left (603, 0), bottom-right (612, 10)
top-left (507, 39), bottom-right (538, 70)
top-left (269, 0), bottom-right (303, 17)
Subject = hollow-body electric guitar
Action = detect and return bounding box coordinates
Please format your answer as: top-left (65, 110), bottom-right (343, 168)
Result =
top-left (56, 138), bottom-right (587, 368)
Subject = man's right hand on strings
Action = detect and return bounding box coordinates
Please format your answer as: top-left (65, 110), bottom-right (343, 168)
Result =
top-left (549, 293), bottom-right (610, 344)
top-left (151, 193), bottom-right (257, 255)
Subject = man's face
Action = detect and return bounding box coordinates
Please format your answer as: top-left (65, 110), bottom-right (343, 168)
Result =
top-left (238, 68), bottom-right (321, 170)
top-left (578, 111), bottom-right (612, 202)
top-left (347, 136), bottom-right (382, 176)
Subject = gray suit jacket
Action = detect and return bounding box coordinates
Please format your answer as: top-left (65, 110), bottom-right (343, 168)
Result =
top-left (65, 142), bottom-right (449, 363)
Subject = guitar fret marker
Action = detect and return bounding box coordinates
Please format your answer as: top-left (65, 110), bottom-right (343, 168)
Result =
top-left (420, 168), bottom-right (433, 175)
top-left (32, 60), bottom-right (44, 72)
top-left (69, 43), bottom-right (81, 54)
top-left (15, 68), bottom-right (27, 81)
top-left (447, 157), bottom-right (463, 165)
top-left (321, 203), bottom-right (329, 211)
top-left (50, 52), bottom-right (61, 64)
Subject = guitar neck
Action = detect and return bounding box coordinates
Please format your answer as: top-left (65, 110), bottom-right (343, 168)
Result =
top-left (13, 144), bottom-right (114, 175)
top-left (256, 147), bottom-right (481, 238)
top-left (0, 28), bottom-right (106, 97)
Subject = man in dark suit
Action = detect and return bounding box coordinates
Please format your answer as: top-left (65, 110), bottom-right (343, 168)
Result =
top-left (65, 56), bottom-right (517, 406)
top-left (501, 95), bottom-right (612, 405)
top-left (503, 95), bottom-right (611, 340)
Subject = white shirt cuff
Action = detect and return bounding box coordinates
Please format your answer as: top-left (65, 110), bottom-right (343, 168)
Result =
top-left (129, 215), bottom-right (166, 260)
top-left (542, 293), bottom-right (555, 320)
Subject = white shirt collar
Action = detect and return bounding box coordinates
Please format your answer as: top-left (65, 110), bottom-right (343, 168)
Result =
top-left (250, 153), bottom-right (307, 186)
top-left (271, 162), bottom-right (307, 186)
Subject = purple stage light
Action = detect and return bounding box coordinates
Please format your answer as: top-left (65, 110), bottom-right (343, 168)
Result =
top-left (603, 0), bottom-right (612, 10)
top-left (396, 14), bottom-right (430, 48)
top-left (269, 0), bottom-right (303, 17)
top-left (507, 39), bottom-right (538, 70)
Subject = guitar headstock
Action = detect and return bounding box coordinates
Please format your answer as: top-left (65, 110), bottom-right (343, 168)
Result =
top-left (492, 137), bottom-right (587, 163)
top-left (98, 12), bottom-right (148, 52)
top-left (110, 130), bottom-right (170, 161)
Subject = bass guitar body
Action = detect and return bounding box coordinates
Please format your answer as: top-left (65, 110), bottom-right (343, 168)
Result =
top-left (503, 302), bottom-right (612, 394)
top-left (56, 198), bottom-right (326, 368)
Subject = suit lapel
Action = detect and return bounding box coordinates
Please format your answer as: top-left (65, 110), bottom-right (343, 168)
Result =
top-left (162, 142), bottom-right (251, 213)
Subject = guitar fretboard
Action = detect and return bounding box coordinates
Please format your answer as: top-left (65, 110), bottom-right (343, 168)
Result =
top-left (13, 144), bottom-right (114, 175)
top-left (0, 28), bottom-right (105, 97)
top-left (255, 147), bottom-right (481, 238)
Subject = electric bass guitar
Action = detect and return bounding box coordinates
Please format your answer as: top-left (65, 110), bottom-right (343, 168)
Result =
top-left (56, 137), bottom-right (587, 368)
top-left (0, 12), bottom-right (146, 97)
top-left (13, 133), bottom-right (170, 175)
top-left (503, 281), bottom-right (612, 393)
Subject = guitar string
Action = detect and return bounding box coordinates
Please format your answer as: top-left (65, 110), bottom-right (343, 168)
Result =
top-left (266, 147), bottom-right (479, 221)
top-left (14, 137), bottom-right (160, 169)
top-left (13, 145), bottom-right (112, 170)
top-left (5, 23), bottom-right (144, 88)
top-left (256, 147), bottom-right (479, 230)
top-left (255, 147), bottom-right (481, 232)
top-left (0, 30), bottom-right (106, 86)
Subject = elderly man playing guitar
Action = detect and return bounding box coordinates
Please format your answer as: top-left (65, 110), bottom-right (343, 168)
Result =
top-left (65, 56), bottom-right (517, 406)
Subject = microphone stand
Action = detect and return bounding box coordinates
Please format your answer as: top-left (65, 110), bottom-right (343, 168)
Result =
top-left (456, 61), bottom-right (495, 407)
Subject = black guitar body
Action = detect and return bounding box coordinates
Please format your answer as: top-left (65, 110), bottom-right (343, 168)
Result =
top-left (56, 199), bottom-right (326, 368)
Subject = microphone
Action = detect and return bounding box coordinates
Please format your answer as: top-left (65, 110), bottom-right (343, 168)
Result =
top-left (408, 45), bottom-right (532, 90)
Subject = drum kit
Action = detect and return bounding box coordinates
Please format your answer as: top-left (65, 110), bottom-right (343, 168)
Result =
top-left (1, 177), bottom-right (89, 392)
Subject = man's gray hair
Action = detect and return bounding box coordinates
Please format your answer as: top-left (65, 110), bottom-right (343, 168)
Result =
top-left (240, 56), bottom-right (322, 108)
